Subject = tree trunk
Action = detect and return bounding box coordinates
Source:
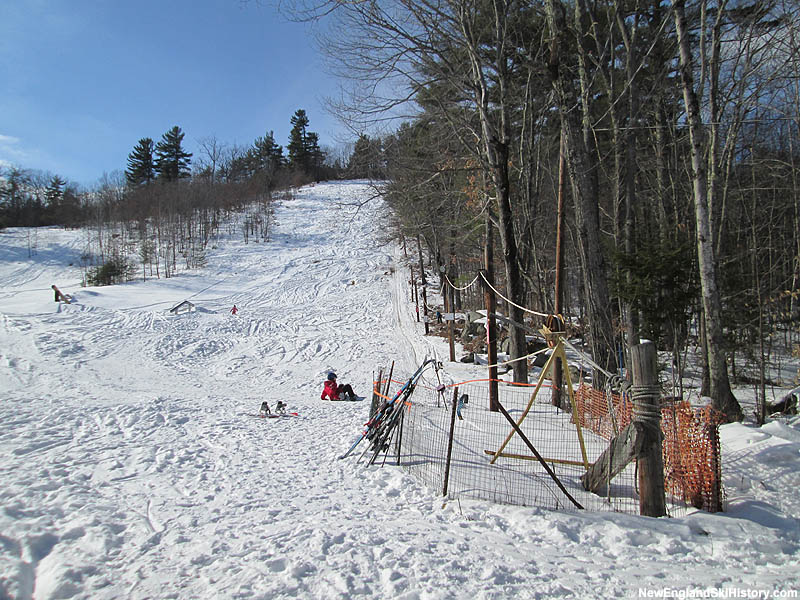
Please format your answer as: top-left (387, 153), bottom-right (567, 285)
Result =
top-left (673, 0), bottom-right (742, 422)
top-left (620, 10), bottom-right (640, 349)
top-left (489, 139), bottom-right (529, 384)
top-left (459, 2), bottom-right (529, 384)
top-left (485, 208), bottom-right (499, 411)
top-left (545, 0), bottom-right (615, 383)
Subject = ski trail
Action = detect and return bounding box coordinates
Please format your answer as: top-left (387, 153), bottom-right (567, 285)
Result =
top-left (0, 183), bottom-right (797, 599)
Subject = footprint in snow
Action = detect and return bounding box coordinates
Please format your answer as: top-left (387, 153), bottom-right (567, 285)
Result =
top-left (265, 557), bottom-right (287, 573)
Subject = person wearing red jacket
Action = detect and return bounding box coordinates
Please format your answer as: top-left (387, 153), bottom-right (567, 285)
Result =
top-left (321, 372), bottom-right (357, 401)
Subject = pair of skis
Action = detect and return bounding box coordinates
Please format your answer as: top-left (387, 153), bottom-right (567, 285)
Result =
top-left (257, 412), bottom-right (299, 419)
top-left (339, 359), bottom-right (439, 461)
top-left (258, 401), bottom-right (298, 418)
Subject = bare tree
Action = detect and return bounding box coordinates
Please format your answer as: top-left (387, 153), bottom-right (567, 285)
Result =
top-left (544, 0), bottom-right (615, 379)
top-left (672, 0), bottom-right (742, 422)
top-left (196, 135), bottom-right (227, 184)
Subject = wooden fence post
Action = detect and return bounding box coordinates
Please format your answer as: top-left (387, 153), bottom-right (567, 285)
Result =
top-left (421, 286), bottom-right (429, 335)
top-left (630, 341), bottom-right (667, 517)
top-left (396, 404), bottom-right (405, 466)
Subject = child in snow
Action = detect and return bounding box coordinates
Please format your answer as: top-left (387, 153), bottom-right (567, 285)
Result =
top-left (230, 305), bottom-right (238, 315)
top-left (321, 372), bottom-right (357, 401)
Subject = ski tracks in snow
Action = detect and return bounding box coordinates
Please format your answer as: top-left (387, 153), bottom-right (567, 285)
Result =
top-left (1, 182), bottom-right (798, 599)
top-left (0, 183), bottom-right (414, 598)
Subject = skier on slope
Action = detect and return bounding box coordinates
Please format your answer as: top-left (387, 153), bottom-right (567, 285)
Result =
top-left (321, 372), bottom-right (357, 401)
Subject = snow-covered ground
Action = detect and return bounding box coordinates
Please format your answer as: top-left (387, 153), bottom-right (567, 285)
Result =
top-left (1, 181), bottom-right (799, 599)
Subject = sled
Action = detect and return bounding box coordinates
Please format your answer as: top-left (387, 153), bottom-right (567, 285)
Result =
top-left (328, 396), bottom-right (365, 402)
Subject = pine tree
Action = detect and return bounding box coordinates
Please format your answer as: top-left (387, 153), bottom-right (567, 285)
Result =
top-left (305, 132), bottom-right (325, 177)
top-left (126, 138), bottom-right (156, 186)
top-left (155, 126), bottom-right (192, 182)
top-left (348, 134), bottom-right (383, 178)
top-left (287, 110), bottom-right (326, 180)
top-left (287, 109), bottom-right (310, 172)
top-left (251, 131), bottom-right (284, 174)
top-left (45, 175), bottom-right (65, 205)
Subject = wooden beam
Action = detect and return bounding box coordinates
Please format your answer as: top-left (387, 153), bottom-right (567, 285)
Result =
top-left (484, 450), bottom-right (586, 467)
top-left (493, 400), bottom-right (584, 509)
top-left (580, 422), bottom-right (639, 494)
top-left (443, 387), bottom-right (459, 497)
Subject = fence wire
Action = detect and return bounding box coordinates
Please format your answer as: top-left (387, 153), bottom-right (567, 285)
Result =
top-left (393, 380), bottom-right (723, 516)
top-left (573, 384), bottom-right (724, 513)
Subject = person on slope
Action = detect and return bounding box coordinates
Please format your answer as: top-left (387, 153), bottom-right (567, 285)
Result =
top-left (230, 305), bottom-right (238, 315)
top-left (321, 372), bottom-right (357, 401)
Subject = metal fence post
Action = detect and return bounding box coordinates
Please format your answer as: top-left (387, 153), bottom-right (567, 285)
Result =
top-left (442, 387), bottom-right (459, 497)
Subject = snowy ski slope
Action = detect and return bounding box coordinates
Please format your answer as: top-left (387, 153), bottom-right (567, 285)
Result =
top-left (1, 181), bottom-right (798, 599)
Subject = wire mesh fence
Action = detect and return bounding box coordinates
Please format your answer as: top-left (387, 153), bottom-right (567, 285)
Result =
top-left (573, 383), bottom-right (724, 512)
top-left (392, 378), bottom-right (723, 516)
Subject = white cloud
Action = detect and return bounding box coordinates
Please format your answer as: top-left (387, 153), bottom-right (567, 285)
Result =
top-left (0, 133), bottom-right (31, 165)
top-left (0, 134), bottom-right (21, 145)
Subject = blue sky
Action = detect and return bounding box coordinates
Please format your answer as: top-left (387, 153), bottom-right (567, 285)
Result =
top-left (0, 1), bottom-right (346, 187)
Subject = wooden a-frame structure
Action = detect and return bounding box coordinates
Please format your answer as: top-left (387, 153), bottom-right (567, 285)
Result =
top-left (488, 327), bottom-right (590, 470)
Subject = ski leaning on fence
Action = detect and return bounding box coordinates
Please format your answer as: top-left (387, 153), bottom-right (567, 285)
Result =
top-left (339, 358), bottom-right (441, 463)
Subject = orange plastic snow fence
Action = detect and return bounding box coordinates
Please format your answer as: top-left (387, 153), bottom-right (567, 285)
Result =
top-left (573, 384), bottom-right (724, 512)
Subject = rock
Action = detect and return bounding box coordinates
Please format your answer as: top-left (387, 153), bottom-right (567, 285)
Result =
top-left (768, 394), bottom-right (798, 415)
top-left (461, 320), bottom-right (483, 343)
top-left (532, 350), bottom-right (551, 368)
top-left (465, 311), bottom-right (484, 323)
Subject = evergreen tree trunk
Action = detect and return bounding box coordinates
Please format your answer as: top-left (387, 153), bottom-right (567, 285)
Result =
top-left (545, 0), bottom-right (615, 383)
top-left (653, 102), bottom-right (673, 244)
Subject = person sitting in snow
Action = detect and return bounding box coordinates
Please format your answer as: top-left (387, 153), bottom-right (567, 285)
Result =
top-left (321, 372), bottom-right (357, 401)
